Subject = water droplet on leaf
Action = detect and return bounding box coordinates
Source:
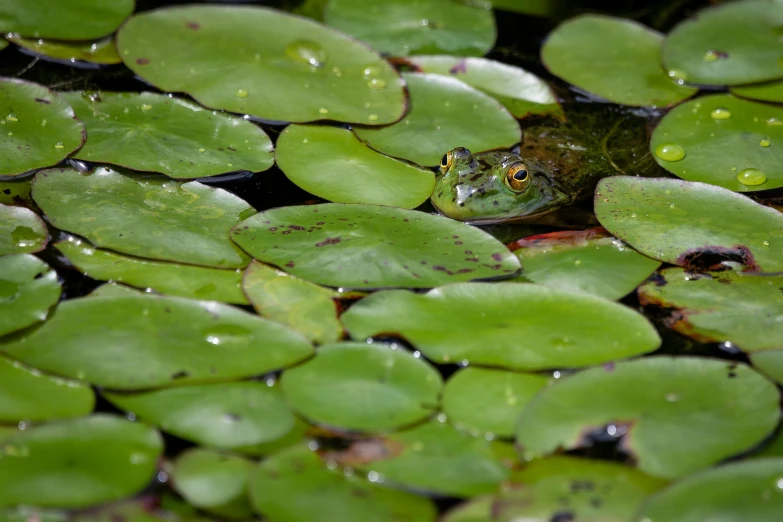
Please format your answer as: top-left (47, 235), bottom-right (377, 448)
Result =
top-left (737, 168), bottom-right (767, 186)
top-left (711, 108), bottom-right (731, 120)
top-left (285, 39), bottom-right (326, 68)
top-left (654, 143), bottom-right (685, 162)
top-left (236, 89), bottom-right (248, 98)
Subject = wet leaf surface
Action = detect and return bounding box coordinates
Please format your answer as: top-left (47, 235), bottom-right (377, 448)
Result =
top-left (0, 203), bottom-right (47, 255)
top-left (7, 35), bottom-right (121, 65)
top-left (0, 177), bottom-right (33, 207)
top-left (749, 350), bottom-right (783, 386)
top-left (732, 79), bottom-right (783, 103)
top-left (0, 254), bottom-right (60, 337)
top-left (0, 0), bottom-right (134, 40)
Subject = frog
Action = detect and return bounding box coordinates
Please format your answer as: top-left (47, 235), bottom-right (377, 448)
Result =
top-left (431, 104), bottom-right (659, 225)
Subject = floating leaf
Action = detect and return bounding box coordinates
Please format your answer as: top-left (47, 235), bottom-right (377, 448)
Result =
top-left (354, 72), bottom-right (521, 166)
top-left (33, 166), bottom-right (253, 269)
top-left (488, 0), bottom-right (557, 17)
top-left (63, 91), bottom-right (274, 179)
top-left (0, 293), bottom-right (313, 390)
top-left (0, 415), bottom-right (162, 508)
top-left (0, 507), bottom-right (67, 522)
top-left (0, 178), bottom-right (33, 207)
top-left (231, 203), bottom-right (520, 289)
top-left (516, 356), bottom-right (780, 479)
top-left (0, 0), bottom-right (134, 40)
top-left (0, 204), bottom-right (47, 255)
top-left (342, 282), bottom-right (660, 370)
top-left (276, 124), bottom-right (434, 208)
top-left (281, 342), bottom-right (442, 432)
top-left (541, 15), bottom-right (696, 106)
top-left (117, 5), bottom-right (405, 124)
top-left (750, 350), bottom-right (783, 387)
top-left (732, 79), bottom-right (783, 103)
top-left (594, 177), bottom-right (783, 271)
top-left (55, 238), bottom-right (248, 305)
top-left (0, 78), bottom-right (84, 177)
top-left (7, 35), bottom-right (121, 65)
top-left (71, 498), bottom-right (212, 522)
top-left (0, 254), bottom-right (60, 338)
top-left (323, 0), bottom-right (495, 57)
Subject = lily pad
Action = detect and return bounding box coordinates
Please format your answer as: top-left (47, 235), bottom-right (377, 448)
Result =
top-left (650, 94), bottom-right (783, 192)
top-left (354, 72), bottom-right (521, 167)
top-left (509, 227), bottom-right (661, 300)
top-left (442, 367), bottom-right (550, 438)
top-left (516, 356), bottom-right (780, 479)
top-left (541, 15), bottom-right (696, 107)
top-left (0, 204), bottom-right (47, 255)
top-left (750, 350), bottom-right (783, 387)
top-left (7, 35), bottom-right (121, 65)
top-left (117, 5), bottom-right (405, 124)
top-left (0, 78), bottom-right (84, 178)
top-left (230, 203), bottom-right (520, 289)
top-left (249, 444), bottom-right (437, 522)
top-left (323, 0), bottom-right (495, 57)
top-left (104, 381), bottom-right (296, 449)
top-left (276, 124), bottom-right (434, 208)
top-left (341, 282), bottom-right (660, 370)
top-left (662, 0), bottom-right (783, 86)
top-left (0, 293), bottom-right (313, 390)
top-left (55, 238), bottom-right (248, 305)
top-left (0, 507), bottom-right (67, 522)
top-left (71, 498), bottom-right (211, 522)
top-left (0, 0), bottom-right (134, 40)
top-left (639, 268), bottom-right (783, 352)
top-left (0, 254), bottom-right (60, 338)
top-left (280, 342), bottom-right (442, 432)
top-left (732, 79), bottom-right (783, 103)
top-left (32, 166), bottom-right (253, 269)
top-left (488, 0), bottom-right (557, 16)
top-left (235, 415), bottom-right (312, 457)
top-left (594, 177), bottom-right (783, 271)
top-left (637, 458), bottom-right (783, 522)
top-left (63, 91), bottom-right (274, 179)
top-left (0, 415), bottom-right (162, 508)
top-left (0, 355), bottom-right (94, 422)
top-left (0, 178), bottom-right (33, 206)
top-left (405, 55), bottom-right (561, 119)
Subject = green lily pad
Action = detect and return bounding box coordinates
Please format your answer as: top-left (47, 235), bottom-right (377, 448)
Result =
top-left (280, 342), bottom-right (442, 432)
top-left (0, 293), bottom-right (313, 390)
top-left (541, 15), bottom-right (696, 107)
top-left (354, 72), bottom-right (521, 167)
top-left (0, 204), bottom-right (47, 255)
top-left (71, 497), bottom-right (212, 522)
top-left (637, 458), bottom-right (783, 522)
top-left (639, 268), bottom-right (783, 352)
top-left (32, 166), bottom-right (253, 269)
top-left (0, 254), bottom-right (60, 338)
top-left (750, 350), bottom-right (783, 386)
top-left (0, 506), bottom-right (67, 522)
top-left (276, 124), bottom-right (434, 208)
top-left (342, 282), bottom-right (660, 370)
top-left (0, 415), bottom-right (162, 508)
top-left (509, 227), bottom-right (661, 300)
top-left (0, 78), bottom-right (84, 178)
top-left (235, 415), bottom-right (312, 457)
top-left (63, 91), bottom-right (274, 179)
top-left (230, 203), bottom-right (520, 289)
top-left (7, 35), bottom-right (121, 65)
top-left (0, 178), bottom-right (33, 207)
top-left (405, 55), bottom-right (561, 119)
top-left (442, 367), bottom-right (551, 438)
top-left (323, 0), bottom-right (495, 57)
top-left (650, 94), bottom-right (783, 192)
top-left (249, 444), bottom-right (437, 522)
top-left (488, 0), bottom-right (557, 16)
top-left (55, 238), bottom-right (248, 305)
top-left (662, 0), bottom-right (783, 86)
top-left (117, 5), bottom-right (405, 124)
top-left (0, 0), bottom-right (134, 40)
top-left (732, 79), bottom-right (783, 103)
top-left (594, 177), bottom-right (783, 271)
top-left (516, 356), bottom-right (780, 479)
top-left (171, 449), bottom-right (254, 520)
top-left (87, 282), bottom-right (144, 298)
top-left (104, 381), bottom-right (296, 449)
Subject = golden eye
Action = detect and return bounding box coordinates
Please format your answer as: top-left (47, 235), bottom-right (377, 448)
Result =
top-left (505, 164), bottom-right (530, 191)
top-left (440, 151), bottom-right (453, 172)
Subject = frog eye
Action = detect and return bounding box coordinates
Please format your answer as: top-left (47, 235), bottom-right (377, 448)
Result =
top-left (439, 151), bottom-right (453, 172)
top-left (505, 164), bottom-right (530, 192)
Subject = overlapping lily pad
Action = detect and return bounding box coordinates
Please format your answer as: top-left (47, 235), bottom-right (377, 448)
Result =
top-left (650, 94), bottom-right (783, 191)
top-left (342, 282), bottom-right (660, 370)
top-left (230, 203), bottom-right (520, 289)
top-left (249, 444), bottom-right (437, 522)
top-left (406, 55), bottom-right (561, 119)
top-left (7, 35), bottom-right (121, 65)
top-left (0, 78), bottom-right (84, 177)
top-left (0, 0), bottom-right (134, 40)
top-left (0, 204), bottom-right (47, 255)
top-left (0, 293), bottom-right (313, 389)
top-left (0, 507), bottom-right (67, 522)
top-left (0, 254), bottom-right (60, 337)
top-left (516, 356), bottom-right (780, 479)
top-left (637, 458), bottom-right (783, 521)
top-left (63, 91), bottom-right (274, 178)
top-left (117, 5), bottom-right (406, 124)
top-left (56, 238), bottom-right (248, 304)
top-left (732, 79), bottom-right (783, 103)
top-left (541, 15), bottom-right (696, 106)
top-left (595, 177), bottom-right (783, 271)
top-left (354, 73), bottom-right (521, 166)
top-left (0, 178), bottom-right (33, 206)
top-left (662, 0), bottom-right (783, 86)
top-left (750, 350), bottom-right (783, 386)
top-left (0, 415), bottom-right (162, 508)
top-left (33, 166), bottom-right (254, 268)
top-left (276, 124), bottom-right (434, 208)
top-left (510, 228), bottom-right (661, 300)
top-left (324, 0), bottom-right (495, 57)
top-left (281, 342), bottom-right (442, 432)
top-left (488, 0), bottom-right (556, 16)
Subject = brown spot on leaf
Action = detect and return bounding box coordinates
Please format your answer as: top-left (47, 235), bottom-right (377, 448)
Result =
top-left (316, 237), bottom-right (342, 247)
top-left (323, 438), bottom-right (404, 467)
top-left (135, 58), bottom-right (150, 65)
top-left (449, 59), bottom-right (468, 74)
top-left (34, 97), bottom-right (51, 104)
top-left (285, 261), bottom-right (295, 268)
top-left (186, 21), bottom-right (200, 30)
top-left (676, 244), bottom-right (760, 272)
